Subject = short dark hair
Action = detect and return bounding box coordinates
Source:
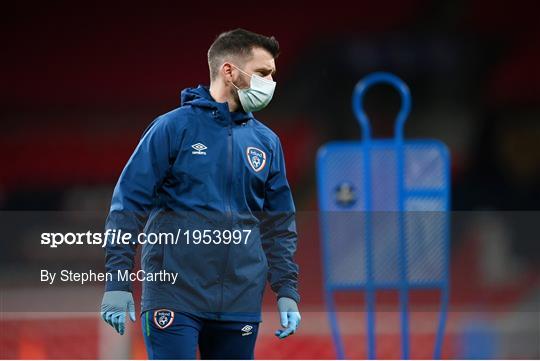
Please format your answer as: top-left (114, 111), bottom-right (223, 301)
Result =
top-left (207, 28), bottom-right (280, 80)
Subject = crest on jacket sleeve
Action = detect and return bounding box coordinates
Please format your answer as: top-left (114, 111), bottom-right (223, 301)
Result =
top-left (153, 309), bottom-right (174, 329)
top-left (246, 147), bottom-right (267, 172)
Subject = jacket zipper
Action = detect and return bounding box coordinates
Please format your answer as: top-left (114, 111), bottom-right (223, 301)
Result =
top-left (219, 123), bottom-right (234, 316)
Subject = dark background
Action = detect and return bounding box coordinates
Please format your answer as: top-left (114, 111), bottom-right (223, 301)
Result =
top-left (1, 0), bottom-right (539, 359)
top-left (2, 1), bottom-right (539, 213)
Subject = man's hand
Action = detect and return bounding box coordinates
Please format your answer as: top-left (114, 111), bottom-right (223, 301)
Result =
top-left (100, 291), bottom-right (136, 335)
top-left (274, 297), bottom-right (301, 339)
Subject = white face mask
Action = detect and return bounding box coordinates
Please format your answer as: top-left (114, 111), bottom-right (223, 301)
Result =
top-left (231, 64), bottom-right (276, 112)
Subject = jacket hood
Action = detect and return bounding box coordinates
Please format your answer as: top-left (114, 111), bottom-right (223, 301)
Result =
top-left (180, 85), bottom-right (253, 123)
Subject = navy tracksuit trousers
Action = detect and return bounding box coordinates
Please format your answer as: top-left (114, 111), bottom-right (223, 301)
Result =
top-left (142, 310), bottom-right (260, 359)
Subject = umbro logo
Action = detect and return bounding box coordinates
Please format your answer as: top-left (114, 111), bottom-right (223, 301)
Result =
top-left (241, 324), bottom-right (253, 336)
top-left (191, 142), bottom-right (207, 155)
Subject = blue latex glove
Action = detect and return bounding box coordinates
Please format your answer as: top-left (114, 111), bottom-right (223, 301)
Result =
top-left (100, 291), bottom-right (136, 335)
top-left (274, 297), bottom-right (301, 339)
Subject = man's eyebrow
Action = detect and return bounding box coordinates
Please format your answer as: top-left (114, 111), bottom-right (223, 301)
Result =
top-left (255, 67), bottom-right (276, 75)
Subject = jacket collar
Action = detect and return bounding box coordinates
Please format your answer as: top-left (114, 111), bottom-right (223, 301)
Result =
top-left (180, 85), bottom-right (253, 124)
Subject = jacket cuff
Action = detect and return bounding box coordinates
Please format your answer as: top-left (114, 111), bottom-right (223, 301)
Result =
top-left (105, 273), bottom-right (132, 292)
top-left (277, 285), bottom-right (300, 304)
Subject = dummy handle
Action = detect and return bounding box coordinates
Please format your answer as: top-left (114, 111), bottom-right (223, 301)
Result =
top-left (352, 72), bottom-right (411, 142)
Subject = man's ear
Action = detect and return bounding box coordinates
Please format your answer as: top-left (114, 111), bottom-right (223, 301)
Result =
top-left (221, 63), bottom-right (234, 83)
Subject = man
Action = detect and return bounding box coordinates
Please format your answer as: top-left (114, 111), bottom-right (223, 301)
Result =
top-left (100, 29), bottom-right (301, 359)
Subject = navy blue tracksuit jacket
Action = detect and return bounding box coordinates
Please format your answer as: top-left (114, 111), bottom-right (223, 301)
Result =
top-left (104, 85), bottom-right (299, 322)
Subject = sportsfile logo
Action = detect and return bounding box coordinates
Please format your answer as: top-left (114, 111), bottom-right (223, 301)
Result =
top-left (241, 324), bottom-right (253, 336)
top-left (191, 142), bottom-right (207, 155)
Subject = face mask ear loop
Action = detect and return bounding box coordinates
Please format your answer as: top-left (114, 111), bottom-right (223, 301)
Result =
top-left (232, 63), bottom-right (275, 87)
top-left (229, 64), bottom-right (251, 91)
top-left (230, 63), bottom-right (252, 78)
